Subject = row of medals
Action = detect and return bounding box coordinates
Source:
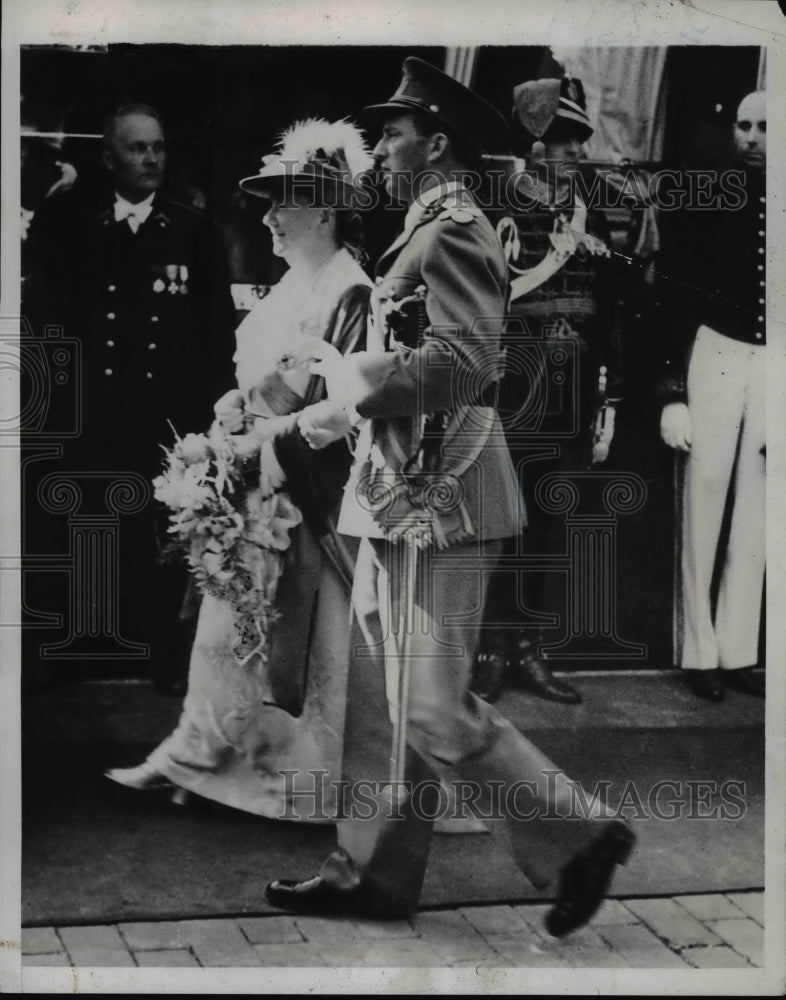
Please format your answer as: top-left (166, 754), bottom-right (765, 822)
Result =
top-left (152, 265), bottom-right (189, 295)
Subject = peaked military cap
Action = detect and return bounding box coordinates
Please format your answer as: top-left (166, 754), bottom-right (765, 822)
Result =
top-left (363, 56), bottom-right (509, 155)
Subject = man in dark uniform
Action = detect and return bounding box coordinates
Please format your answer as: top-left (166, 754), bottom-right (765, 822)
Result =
top-left (264, 58), bottom-right (634, 938)
top-left (658, 90), bottom-right (766, 702)
top-left (24, 103), bottom-right (236, 692)
top-left (471, 77), bottom-right (623, 703)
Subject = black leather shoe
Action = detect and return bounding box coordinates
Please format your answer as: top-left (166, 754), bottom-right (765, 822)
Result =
top-left (724, 667), bottom-right (765, 698)
top-left (509, 637), bottom-right (582, 704)
top-left (265, 876), bottom-right (410, 920)
top-left (685, 668), bottom-right (724, 702)
top-left (469, 648), bottom-right (508, 703)
top-left (545, 820), bottom-right (635, 938)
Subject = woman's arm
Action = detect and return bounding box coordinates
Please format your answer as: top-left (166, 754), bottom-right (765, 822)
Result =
top-left (272, 282), bottom-right (372, 534)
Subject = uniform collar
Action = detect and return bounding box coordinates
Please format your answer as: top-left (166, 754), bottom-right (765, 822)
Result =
top-left (113, 191), bottom-right (156, 226)
top-left (403, 180), bottom-right (464, 233)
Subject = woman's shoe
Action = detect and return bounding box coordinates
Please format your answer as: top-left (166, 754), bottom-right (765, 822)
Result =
top-left (104, 762), bottom-right (173, 791)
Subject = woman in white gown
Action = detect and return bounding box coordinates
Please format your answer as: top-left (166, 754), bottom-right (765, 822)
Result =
top-left (106, 119), bottom-right (373, 822)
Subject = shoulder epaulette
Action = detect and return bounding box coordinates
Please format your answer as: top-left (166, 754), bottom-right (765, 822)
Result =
top-left (437, 199), bottom-right (483, 224)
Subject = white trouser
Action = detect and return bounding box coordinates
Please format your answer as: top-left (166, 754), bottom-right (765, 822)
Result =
top-left (681, 325), bottom-right (766, 670)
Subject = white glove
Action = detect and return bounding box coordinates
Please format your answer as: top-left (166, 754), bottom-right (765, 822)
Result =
top-left (214, 389), bottom-right (245, 433)
top-left (45, 161), bottom-right (78, 199)
top-left (591, 404), bottom-right (616, 464)
top-left (278, 336), bottom-right (369, 404)
top-left (660, 402), bottom-right (692, 452)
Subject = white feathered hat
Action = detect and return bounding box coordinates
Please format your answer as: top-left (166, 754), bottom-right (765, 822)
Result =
top-left (239, 117), bottom-right (373, 207)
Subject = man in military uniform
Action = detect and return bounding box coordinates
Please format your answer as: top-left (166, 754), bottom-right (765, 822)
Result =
top-left (658, 90), bottom-right (766, 702)
top-left (264, 58), bottom-right (634, 938)
top-left (471, 76), bottom-right (623, 704)
top-left (24, 103), bottom-right (236, 692)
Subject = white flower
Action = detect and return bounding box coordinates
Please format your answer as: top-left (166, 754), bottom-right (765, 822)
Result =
top-left (175, 433), bottom-right (210, 465)
top-left (201, 551), bottom-right (225, 577)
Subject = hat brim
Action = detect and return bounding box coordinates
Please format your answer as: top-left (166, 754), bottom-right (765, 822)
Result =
top-left (362, 98), bottom-right (445, 122)
top-left (238, 166), bottom-right (362, 208)
top-left (362, 98), bottom-right (510, 155)
top-left (361, 99), bottom-right (479, 148)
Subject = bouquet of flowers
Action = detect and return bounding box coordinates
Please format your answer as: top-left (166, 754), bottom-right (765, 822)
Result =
top-left (153, 421), bottom-right (301, 665)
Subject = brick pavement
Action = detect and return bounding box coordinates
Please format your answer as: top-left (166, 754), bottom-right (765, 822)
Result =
top-left (21, 891), bottom-right (764, 969)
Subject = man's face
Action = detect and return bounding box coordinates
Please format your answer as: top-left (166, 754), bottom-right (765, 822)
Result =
top-left (542, 119), bottom-right (585, 172)
top-left (372, 113), bottom-right (434, 204)
top-left (103, 113), bottom-right (166, 202)
top-left (733, 91), bottom-right (766, 174)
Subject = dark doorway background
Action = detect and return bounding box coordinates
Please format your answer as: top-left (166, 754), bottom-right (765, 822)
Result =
top-left (19, 43), bottom-right (762, 677)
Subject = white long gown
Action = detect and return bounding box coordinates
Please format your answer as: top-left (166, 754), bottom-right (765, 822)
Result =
top-left (142, 248), bottom-right (371, 822)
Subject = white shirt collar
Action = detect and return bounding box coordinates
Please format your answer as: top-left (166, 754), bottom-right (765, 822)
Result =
top-left (114, 191), bottom-right (156, 225)
top-left (403, 180), bottom-right (464, 233)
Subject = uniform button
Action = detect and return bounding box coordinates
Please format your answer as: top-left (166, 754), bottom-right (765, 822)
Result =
top-left (758, 265), bottom-right (764, 271)
top-left (755, 333), bottom-right (762, 340)
top-left (107, 312), bottom-right (116, 320)
top-left (758, 298), bottom-right (765, 304)
top-left (760, 196), bottom-right (765, 203)
top-left (151, 315), bottom-right (159, 323)
top-left (758, 316), bottom-right (763, 322)
top-left (760, 281), bottom-right (765, 288)
top-left (106, 339), bottom-right (115, 347)
top-left (104, 368), bottom-right (113, 376)
top-left (146, 372), bottom-right (153, 379)
top-left (758, 247), bottom-right (764, 254)
top-left (107, 284), bottom-right (116, 292)
top-left (758, 213), bottom-right (765, 220)
top-left (758, 230), bottom-right (764, 237)
top-left (148, 343), bottom-right (157, 350)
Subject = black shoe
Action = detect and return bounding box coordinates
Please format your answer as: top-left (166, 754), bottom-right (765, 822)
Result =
top-left (685, 668), bottom-right (724, 702)
top-left (724, 666), bottom-right (765, 698)
top-left (265, 876), bottom-right (410, 920)
top-left (545, 820), bottom-right (635, 938)
top-left (509, 637), bottom-right (582, 704)
top-left (469, 648), bottom-right (508, 703)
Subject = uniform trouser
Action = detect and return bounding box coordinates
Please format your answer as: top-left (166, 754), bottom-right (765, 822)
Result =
top-left (681, 325), bottom-right (766, 671)
top-left (318, 536), bottom-right (603, 913)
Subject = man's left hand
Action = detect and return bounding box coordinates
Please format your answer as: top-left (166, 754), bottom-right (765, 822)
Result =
top-left (298, 400), bottom-right (351, 450)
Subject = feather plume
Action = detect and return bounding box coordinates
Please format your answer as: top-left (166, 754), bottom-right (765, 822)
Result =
top-left (275, 117), bottom-right (373, 178)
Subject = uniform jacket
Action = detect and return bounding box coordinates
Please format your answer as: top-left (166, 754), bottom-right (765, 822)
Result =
top-left (338, 186), bottom-right (524, 545)
top-left (657, 174), bottom-right (766, 405)
top-left (493, 189), bottom-right (624, 419)
top-left (24, 187), bottom-right (237, 472)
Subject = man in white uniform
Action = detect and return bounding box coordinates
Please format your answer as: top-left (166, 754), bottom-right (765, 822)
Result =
top-left (659, 90), bottom-right (766, 701)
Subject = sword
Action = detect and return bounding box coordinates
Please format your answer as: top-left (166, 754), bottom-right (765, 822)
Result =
top-left (587, 364), bottom-right (610, 468)
top-left (21, 131), bottom-right (103, 140)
